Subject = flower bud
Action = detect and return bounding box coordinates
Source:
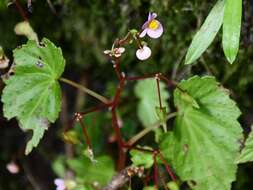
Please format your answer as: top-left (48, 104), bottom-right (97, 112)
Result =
top-left (136, 46), bottom-right (151, 60)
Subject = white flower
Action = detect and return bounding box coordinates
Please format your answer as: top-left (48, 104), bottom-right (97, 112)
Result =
top-left (136, 46), bottom-right (152, 60)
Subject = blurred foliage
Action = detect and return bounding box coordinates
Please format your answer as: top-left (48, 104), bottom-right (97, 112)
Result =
top-left (1, 0), bottom-right (253, 189)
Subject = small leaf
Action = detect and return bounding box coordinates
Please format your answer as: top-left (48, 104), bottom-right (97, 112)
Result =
top-left (185, 0), bottom-right (225, 65)
top-left (167, 182), bottom-right (179, 190)
top-left (62, 130), bottom-right (81, 145)
top-left (67, 156), bottom-right (114, 186)
top-left (134, 79), bottom-right (169, 127)
top-left (14, 21), bottom-right (38, 41)
top-left (237, 126), bottom-right (253, 164)
top-left (222, 0), bottom-right (242, 64)
top-left (130, 147), bottom-right (154, 168)
top-left (2, 38), bottom-right (65, 154)
top-left (156, 106), bottom-right (168, 132)
top-left (161, 76), bottom-right (243, 190)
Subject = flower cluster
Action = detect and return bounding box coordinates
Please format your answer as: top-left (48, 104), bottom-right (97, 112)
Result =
top-left (104, 12), bottom-right (163, 61)
top-left (136, 12), bottom-right (163, 61)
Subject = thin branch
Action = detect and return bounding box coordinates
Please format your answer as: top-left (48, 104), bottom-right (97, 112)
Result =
top-left (59, 77), bottom-right (110, 104)
top-left (126, 112), bottom-right (178, 147)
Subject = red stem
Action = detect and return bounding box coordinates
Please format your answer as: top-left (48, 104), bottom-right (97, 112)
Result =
top-left (14, 0), bottom-right (28, 21)
top-left (126, 73), bottom-right (156, 81)
top-left (156, 77), bottom-right (163, 109)
top-left (79, 119), bottom-right (92, 150)
top-left (79, 103), bottom-right (112, 116)
top-left (159, 152), bottom-right (177, 182)
top-left (153, 153), bottom-right (159, 190)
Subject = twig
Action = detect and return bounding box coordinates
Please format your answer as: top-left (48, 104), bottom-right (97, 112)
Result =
top-left (126, 112), bottom-right (177, 147)
top-left (102, 166), bottom-right (144, 190)
top-left (59, 77), bottom-right (110, 104)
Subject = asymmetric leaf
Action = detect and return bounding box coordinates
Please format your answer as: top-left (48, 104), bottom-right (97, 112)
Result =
top-left (222, 0), bottom-right (242, 64)
top-left (134, 79), bottom-right (169, 127)
top-left (161, 76), bottom-right (243, 190)
top-left (130, 147), bottom-right (154, 168)
top-left (237, 126), bottom-right (253, 164)
top-left (2, 38), bottom-right (65, 154)
top-left (185, 0), bottom-right (225, 65)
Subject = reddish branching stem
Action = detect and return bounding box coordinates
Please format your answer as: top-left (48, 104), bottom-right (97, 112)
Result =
top-left (78, 119), bottom-right (92, 150)
top-left (65, 31), bottom-right (181, 183)
top-left (13, 0), bottom-right (28, 21)
top-left (159, 152), bottom-right (177, 182)
top-left (153, 152), bottom-right (159, 190)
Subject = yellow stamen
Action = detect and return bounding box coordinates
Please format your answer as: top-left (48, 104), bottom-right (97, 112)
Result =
top-left (148, 20), bottom-right (159, 30)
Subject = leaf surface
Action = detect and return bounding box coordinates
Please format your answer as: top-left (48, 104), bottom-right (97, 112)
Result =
top-left (2, 38), bottom-right (65, 154)
top-left (161, 76), bottom-right (243, 190)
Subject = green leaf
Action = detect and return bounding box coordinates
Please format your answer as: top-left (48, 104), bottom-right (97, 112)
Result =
top-left (134, 79), bottom-right (169, 127)
top-left (67, 156), bottom-right (115, 186)
top-left (222, 0), bottom-right (242, 64)
top-left (167, 182), bottom-right (180, 190)
top-left (24, 117), bottom-right (48, 155)
top-left (130, 147), bottom-right (154, 168)
top-left (185, 0), bottom-right (225, 65)
top-left (237, 126), bottom-right (253, 164)
top-left (160, 76), bottom-right (243, 190)
top-left (2, 38), bottom-right (65, 154)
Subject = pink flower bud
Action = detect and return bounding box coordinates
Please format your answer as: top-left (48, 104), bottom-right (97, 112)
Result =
top-left (6, 161), bottom-right (19, 174)
top-left (136, 46), bottom-right (151, 60)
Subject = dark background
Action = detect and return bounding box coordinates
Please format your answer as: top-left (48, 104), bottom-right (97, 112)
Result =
top-left (1, 0), bottom-right (253, 189)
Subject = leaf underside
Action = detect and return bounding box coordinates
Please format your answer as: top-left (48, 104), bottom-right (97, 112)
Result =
top-left (2, 38), bottom-right (65, 154)
top-left (222, 0), bottom-right (242, 64)
top-left (185, 0), bottom-right (225, 65)
top-left (161, 76), bottom-right (243, 190)
top-left (134, 79), bottom-right (169, 127)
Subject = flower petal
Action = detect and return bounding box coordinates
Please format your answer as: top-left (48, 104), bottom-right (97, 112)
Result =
top-left (139, 29), bottom-right (148, 38)
top-left (148, 12), bottom-right (152, 20)
top-left (142, 20), bottom-right (149, 30)
top-left (118, 47), bottom-right (125, 54)
top-left (114, 53), bottom-right (121, 57)
top-left (136, 46), bottom-right (152, 60)
top-left (103, 50), bottom-right (111, 54)
top-left (147, 22), bottom-right (163, 39)
top-left (151, 13), bottom-right (157, 19)
top-left (54, 179), bottom-right (65, 186)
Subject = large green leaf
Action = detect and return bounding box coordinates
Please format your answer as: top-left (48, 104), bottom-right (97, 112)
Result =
top-left (185, 0), bottom-right (225, 65)
top-left (222, 0), bottom-right (242, 64)
top-left (2, 38), bottom-right (65, 154)
top-left (237, 126), bottom-right (253, 164)
top-left (161, 76), bottom-right (243, 190)
top-left (134, 79), bottom-right (169, 127)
